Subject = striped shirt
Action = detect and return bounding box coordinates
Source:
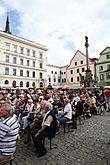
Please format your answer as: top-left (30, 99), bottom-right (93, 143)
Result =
top-left (0, 114), bottom-right (19, 155)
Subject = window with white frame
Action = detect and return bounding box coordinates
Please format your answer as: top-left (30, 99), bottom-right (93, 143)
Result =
top-left (20, 81), bottom-right (23, 87)
top-left (106, 54), bottom-right (110, 59)
top-left (58, 79), bottom-right (60, 83)
top-left (5, 67), bottom-right (9, 75)
top-left (20, 70), bottom-right (23, 76)
top-left (32, 82), bottom-right (35, 87)
top-left (107, 65), bottom-right (110, 70)
top-left (49, 78), bottom-right (51, 82)
top-left (40, 72), bottom-right (43, 79)
top-left (40, 63), bottom-right (43, 68)
top-left (71, 77), bottom-right (73, 82)
top-left (99, 66), bottom-right (103, 71)
top-left (81, 60), bottom-right (83, 64)
top-left (20, 58), bottom-right (23, 65)
top-left (33, 61), bottom-right (35, 67)
top-left (5, 43), bottom-right (10, 51)
top-left (5, 55), bottom-right (9, 63)
top-left (27, 48), bottom-right (30, 56)
top-left (39, 52), bottom-right (43, 59)
top-left (70, 70), bottom-right (73, 74)
top-left (13, 57), bottom-right (17, 64)
top-left (27, 60), bottom-right (30, 66)
top-left (4, 80), bottom-right (9, 84)
top-left (63, 79), bottom-right (66, 83)
top-left (13, 68), bottom-right (16, 76)
top-left (33, 71), bottom-right (35, 78)
top-left (106, 73), bottom-right (110, 80)
top-left (77, 76), bottom-right (79, 82)
top-left (27, 71), bottom-right (29, 77)
top-left (32, 50), bottom-right (36, 57)
top-left (20, 47), bottom-right (24, 54)
top-left (82, 68), bottom-right (85, 72)
top-left (77, 69), bottom-right (79, 73)
top-left (13, 45), bottom-right (17, 53)
top-left (100, 74), bottom-right (104, 80)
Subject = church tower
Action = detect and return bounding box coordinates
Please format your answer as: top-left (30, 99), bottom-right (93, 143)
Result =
top-left (4, 15), bottom-right (11, 34)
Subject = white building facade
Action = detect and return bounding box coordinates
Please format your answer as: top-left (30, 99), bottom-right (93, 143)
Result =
top-left (0, 30), bottom-right (48, 88)
top-left (47, 64), bottom-right (61, 87)
top-left (47, 65), bottom-right (67, 87)
top-left (60, 66), bottom-right (67, 86)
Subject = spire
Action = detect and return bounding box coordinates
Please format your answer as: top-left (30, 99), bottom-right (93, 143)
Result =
top-left (4, 15), bottom-right (11, 34)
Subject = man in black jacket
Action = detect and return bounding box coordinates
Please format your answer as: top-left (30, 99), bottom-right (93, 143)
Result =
top-left (33, 100), bottom-right (57, 157)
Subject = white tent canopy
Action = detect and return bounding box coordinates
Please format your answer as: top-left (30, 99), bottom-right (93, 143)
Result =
top-left (104, 86), bottom-right (110, 89)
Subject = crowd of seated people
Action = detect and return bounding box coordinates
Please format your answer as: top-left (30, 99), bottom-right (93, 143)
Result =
top-left (0, 87), bottom-right (110, 158)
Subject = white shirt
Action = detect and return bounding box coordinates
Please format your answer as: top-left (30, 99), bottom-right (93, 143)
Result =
top-left (64, 103), bottom-right (72, 119)
top-left (42, 110), bottom-right (53, 127)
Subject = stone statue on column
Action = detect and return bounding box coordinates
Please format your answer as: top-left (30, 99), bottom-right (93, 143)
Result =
top-left (79, 36), bottom-right (94, 88)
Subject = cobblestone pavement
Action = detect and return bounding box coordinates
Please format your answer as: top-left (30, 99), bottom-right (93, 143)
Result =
top-left (14, 112), bottom-right (110, 165)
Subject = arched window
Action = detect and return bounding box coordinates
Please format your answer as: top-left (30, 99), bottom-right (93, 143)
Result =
top-left (40, 82), bottom-right (43, 87)
top-left (32, 82), bottom-right (35, 87)
top-left (26, 82), bottom-right (29, 88)
top-left (12, 81), bottom-right (16, 88)
top-left (4, 80), bottom-right (9, 84)
top-left (20, 81), bottom-right (23, 87)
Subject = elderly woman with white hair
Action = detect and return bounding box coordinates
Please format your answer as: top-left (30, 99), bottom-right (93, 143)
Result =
top-left (33, 100), bottom-right (57, 158)
top-left (0, 103), bottom-right (19, 160)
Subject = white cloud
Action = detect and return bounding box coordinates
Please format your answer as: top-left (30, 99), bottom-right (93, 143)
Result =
top-left (1, 0), bottom-right (110, 65)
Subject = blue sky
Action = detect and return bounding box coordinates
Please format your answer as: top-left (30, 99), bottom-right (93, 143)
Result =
top-left (0, 0), bottom-right (110, 66)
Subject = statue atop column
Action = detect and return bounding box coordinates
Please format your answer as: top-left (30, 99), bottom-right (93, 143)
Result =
top-left (79, 36), bottom-right (94, 88)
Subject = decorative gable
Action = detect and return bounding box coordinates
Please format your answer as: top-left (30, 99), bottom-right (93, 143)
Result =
top-left (100, 47), bottom-right (110, 55)
top-left (68, 50), bottom-right (92, 68)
